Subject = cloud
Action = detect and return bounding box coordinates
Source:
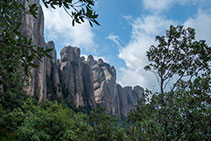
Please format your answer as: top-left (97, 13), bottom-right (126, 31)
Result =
top-left (143, 0), bottom-right (173, 12)
top-left (118, 8), bottom-right (211, 91)
top-left (142, 0), bottom-right (189, 13)
top-left (42, 6), bottom-right (95, 50)
top-left (106, 34), bottom-right (122, 48)
top-left (142, 0), bottom-right (211, 13)
top-left (118, 15), bottom-right (176, 90)
top-left (184, 10), bottom-right (211, 45)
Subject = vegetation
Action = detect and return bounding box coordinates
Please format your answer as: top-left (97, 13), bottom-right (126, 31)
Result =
top-left (127, 25), bottom-right (211, 140)
top-left (0, 97), bottom-right (125, 140)
top-left (0, 0), bottom-right (210, 140)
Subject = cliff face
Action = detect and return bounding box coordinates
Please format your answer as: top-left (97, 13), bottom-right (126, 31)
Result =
top-left (20, 0), bottom-right (144, 116)
top-left (57, 46), bottom-right (143, 116)
top-left (20, 0), bottom-right (47, 101)
top-left (117, 85), bottom-right (144, 117)
top-left (45, 41), bottom-right (62, 100)
top-left (92, 59), bottom-right (120, 115)
top-left (60, 47), bottom-right (96, 108)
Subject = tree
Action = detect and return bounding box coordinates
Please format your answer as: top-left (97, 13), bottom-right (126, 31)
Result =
top-left (17, 100), bottom-right (93, 141)
top-left (87, 107), bottom-right (126, 141)
top-left (0, 97), bottom-right (94, 140)
top-left (128, 25), bottom-right (211, 140)
top-left (144, 25), bottom-right (210, 94)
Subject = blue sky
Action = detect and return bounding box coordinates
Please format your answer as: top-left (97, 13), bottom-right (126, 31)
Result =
top-left (42, 0), bottom-right (211, 91)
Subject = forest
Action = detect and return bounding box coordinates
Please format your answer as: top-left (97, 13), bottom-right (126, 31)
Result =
top-left (0, 0), bottom-right (210, 140)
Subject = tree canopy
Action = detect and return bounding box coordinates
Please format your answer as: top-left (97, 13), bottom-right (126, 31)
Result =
top-left (128, 25), bottom-right (211, 140)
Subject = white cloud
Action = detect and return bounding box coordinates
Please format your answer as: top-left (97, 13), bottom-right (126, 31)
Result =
top-left (42, 6), bottom-right (95, 50)
top-left (143, 0), bottom-right (172, 12)
top-left (118, 15), bottom-right (176, 90)
top-left (142, 0), bottom-right (189, 13)
top-left (184, 10), bottom-right (211, 45)
top-left (118, 9), bottom-right (211, 91)
top-left (143, 0), bottom-right (211, 13)
top-left (106, 34), bottom-right (122, 48)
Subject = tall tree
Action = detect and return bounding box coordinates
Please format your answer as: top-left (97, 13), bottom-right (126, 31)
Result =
top-left (128, 25), bottom-right (211, 140)
top-left (144, 25), bottom-right (210, 94)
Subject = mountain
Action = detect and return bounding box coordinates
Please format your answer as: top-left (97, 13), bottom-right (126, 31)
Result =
top-left (20, 0), bottom-right (144, 117)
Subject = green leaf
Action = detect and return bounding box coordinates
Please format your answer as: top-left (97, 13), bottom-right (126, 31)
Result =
top-left (63, 2), bottom-right (70, 9)
top-left (43, 2), bottom-right (48, 8)
top-left (72, 20), bottom-right (75, 26)
top-left (94, 20), bottom-right (100, 26)
top-left (89, 21), bottom-right (93, 27)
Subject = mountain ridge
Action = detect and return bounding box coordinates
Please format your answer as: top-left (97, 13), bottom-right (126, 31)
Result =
top-left (21, 0), bottom-right (144, 117)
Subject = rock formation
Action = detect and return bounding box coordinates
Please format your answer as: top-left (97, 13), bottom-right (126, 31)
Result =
top-left (20, 0), bottom-right (47, 102)
top-left (20, 0), bottom-right (144, 117)
top-left (92, 58), bottom-right (120, 115)
top-left (117, 85), bottom-right (144, 117)
top-left (45, 41), bottom-right (62, 100)
top-left (60, 47), bottom-right (96, 108)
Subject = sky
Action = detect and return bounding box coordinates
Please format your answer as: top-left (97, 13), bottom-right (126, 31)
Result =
top-left (42, 0), bottom-right (211, 91)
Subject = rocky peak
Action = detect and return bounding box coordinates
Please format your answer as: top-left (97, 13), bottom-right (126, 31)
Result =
top-left (60, 46), bottom-right (96, 108)
top-left (45, 41), bottom-right (62, 100)
top-left (133, 86), bottom-right (144, 100)
top-left (91, 58), bottom-right (120, 115)
top-left (87, 55), bottom-right (95, 66)
top-left (98, 58), bottom-right (104, 64)
top-left (21, 0), bottom-right (144, 116)
top-left (46, 41), bottom-right (57, 64)
top-left (80, 56), bottom-right (86, 62)
top-left (60, 46), bottom-right (80, 62)
top-left (21, 0), bottom-right (46, 102)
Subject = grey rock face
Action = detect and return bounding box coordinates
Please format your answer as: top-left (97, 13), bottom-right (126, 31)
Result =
top-left (90, 57), bottom-right (144, 116)
top-left (81, 60), bottom-right (96, 108)
top-left (91, 60), bottom-right (120, 115)
top-left (58, 46), bottom-right (144, 116)
top-left (60, 46), bottom-right (96, 108)
top-left (60, 47), bottom-right (84, 107)
top-left (117, 85), bottom-right (144, 117)
top-left (20, 0), bottom-right (47, 102)
top-left (46, 41), bottom-right (57, 64)
top-left (133, 86), bottom-right (144, 100)
top-left (87, 55), bottom-right (95, 66)
top-left (117, 84), bottom-right (128, 117)
top-left (45, 41), bottom-right (62, 100)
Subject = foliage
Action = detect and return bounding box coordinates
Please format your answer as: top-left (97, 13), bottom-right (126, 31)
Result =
top-left (17, 100), bottom-right (93, 141)
top-left (87, 107), bottom-right (127, 141)
top-left (128, 25), bottom-right (211, 140)
top-left (42, 0), bottom-right (100, 27)
top-left (0, 96), bottom-right (127, 141)
top-left (144, 25), bottom-right (210, 94)
top-left (46, 75), bottom-right (58, 100)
